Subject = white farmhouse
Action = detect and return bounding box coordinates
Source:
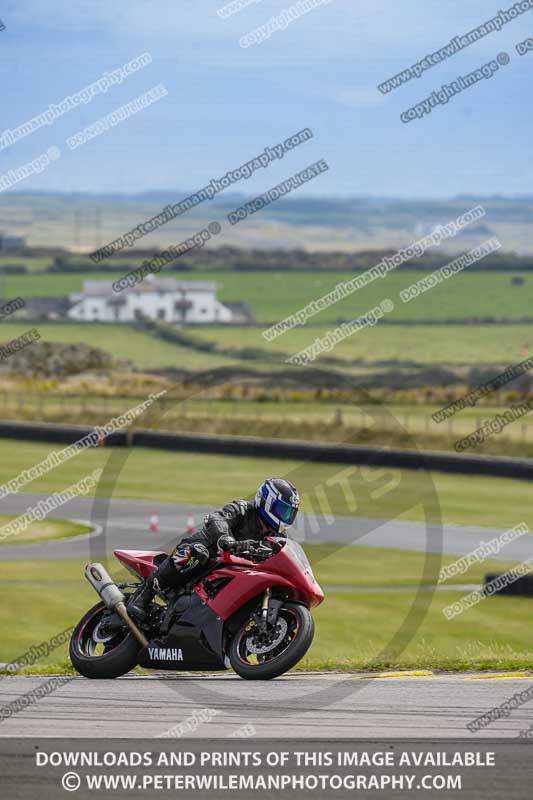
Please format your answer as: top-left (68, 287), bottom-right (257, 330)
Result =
top-left (68, 277), bottom-right (234, 324)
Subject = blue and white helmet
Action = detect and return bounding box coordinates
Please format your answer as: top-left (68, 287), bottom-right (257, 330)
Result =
top-left (255, 478), bottom-right (299, 534)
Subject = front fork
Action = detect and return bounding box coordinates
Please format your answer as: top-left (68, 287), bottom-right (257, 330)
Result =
top-left (259, 588), bottom-right (272, 632)
top-left (258, 589), bottom-right (285, 634)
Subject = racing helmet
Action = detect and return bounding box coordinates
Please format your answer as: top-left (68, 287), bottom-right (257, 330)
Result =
top-left (255, 478), bottom-right (299, 534)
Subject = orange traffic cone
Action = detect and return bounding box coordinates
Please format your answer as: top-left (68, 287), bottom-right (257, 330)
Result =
top-left (186, 512), bottom-right (195, 535)
top-left (149, 513), bottom-right (159, 532)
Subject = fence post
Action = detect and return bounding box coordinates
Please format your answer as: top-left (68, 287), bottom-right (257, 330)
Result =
top-left (447, 418), bottom-right (453, 438)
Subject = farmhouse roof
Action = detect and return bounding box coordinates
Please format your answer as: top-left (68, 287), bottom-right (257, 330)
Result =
top-left (77, 278), bottom-right (217, 297)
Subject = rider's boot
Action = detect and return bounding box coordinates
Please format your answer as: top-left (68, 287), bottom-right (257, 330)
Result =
top-left (128, 557), bottom-right (180, 623)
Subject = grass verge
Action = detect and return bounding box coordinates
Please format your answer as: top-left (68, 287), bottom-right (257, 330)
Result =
top-left (0, 515), bottom-right (92, 546)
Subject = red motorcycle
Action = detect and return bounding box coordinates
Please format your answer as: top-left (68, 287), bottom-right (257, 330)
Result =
top-left (70, 537), bottom-right (324, 680)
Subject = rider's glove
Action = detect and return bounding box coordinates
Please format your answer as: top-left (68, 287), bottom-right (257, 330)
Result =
top-left (189, 542), bottom-right (210, 566)
top-left (218, 537), bottom-right (255, 555)
top-left (217, 534), bottom-right (237, 553)
top-left (235, 540), bottom-right (274, 561)
top-left (249, 543), bottom-right (275, 561)
top-left (217, 537), bottom-right (274, 561)
top-left (232, 539), bottom-right (257, 555)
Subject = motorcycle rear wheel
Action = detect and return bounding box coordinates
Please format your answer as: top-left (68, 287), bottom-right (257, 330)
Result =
top-left (70, 601), bottom-right (141, 679)
top-left (229, 601), bottom-right (314, 680)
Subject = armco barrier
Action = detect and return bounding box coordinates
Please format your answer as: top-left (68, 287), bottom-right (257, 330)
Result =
top-left (1, 419), bottom-right (533, 480)
top-left (0, 420), bottom-right (126, 447)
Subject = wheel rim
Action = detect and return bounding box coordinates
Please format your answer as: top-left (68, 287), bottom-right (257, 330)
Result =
top-left (236, 609), bottom-right (300, 667)
top-left (75, 606), bottom-right (128, 658)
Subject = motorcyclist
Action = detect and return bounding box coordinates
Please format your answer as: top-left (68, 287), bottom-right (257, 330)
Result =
top-left (128, 477), bottom-right (299, 623)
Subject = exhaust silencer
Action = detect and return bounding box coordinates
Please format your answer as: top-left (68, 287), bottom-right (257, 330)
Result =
top-left (85, 563), bottom-right (125, 609)
top-left (85, 563), bottom-right (148, 647)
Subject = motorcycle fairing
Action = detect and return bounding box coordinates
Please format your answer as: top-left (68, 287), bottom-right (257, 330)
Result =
top-left (114, 549), bottom-right (166, 579)
top-left (195, 566), bottom-right (301, 620)
top-left (137, 625), bottom-right (225, 671)
top-left (137, 591), bottom-right (226, 671)
top-left (179, 591), bottom-right (225, 659)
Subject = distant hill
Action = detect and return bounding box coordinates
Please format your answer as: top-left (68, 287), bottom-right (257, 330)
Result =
top-left (1, 192), bottom-right (532, 254)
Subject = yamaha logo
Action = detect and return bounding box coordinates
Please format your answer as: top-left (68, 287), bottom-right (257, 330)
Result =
top-left (148, 647), bottom-right (184, 661)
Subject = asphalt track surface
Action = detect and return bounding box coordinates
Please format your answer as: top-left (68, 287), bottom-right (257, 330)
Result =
top-left (0, 493), bottom-right (522, 562)
top-left (1, 673), bottom-right (532, 738)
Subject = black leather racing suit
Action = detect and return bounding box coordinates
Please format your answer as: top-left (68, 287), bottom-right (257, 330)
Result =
top-left (128, 500), bottom-right (277, 620)
top-left (179, 499), bottom-right (268, 556)
top-left (157, 499), bottom-right (275, 590)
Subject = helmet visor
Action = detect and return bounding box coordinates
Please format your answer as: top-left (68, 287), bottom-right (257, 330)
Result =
top-left (271, 497), bottom-right (298, 525)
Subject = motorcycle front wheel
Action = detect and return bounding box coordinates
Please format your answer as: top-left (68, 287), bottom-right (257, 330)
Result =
top-left (70, 601), bottom-right (141, 679)
top-left (228, 601), bottom-right (314, 680)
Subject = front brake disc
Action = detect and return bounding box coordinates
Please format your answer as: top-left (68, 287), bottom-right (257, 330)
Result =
top-left (245, 617), bottom-right (288, 654)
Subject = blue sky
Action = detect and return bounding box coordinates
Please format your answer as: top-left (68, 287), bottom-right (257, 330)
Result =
top-left (0, 0), bottom-right (532, 198)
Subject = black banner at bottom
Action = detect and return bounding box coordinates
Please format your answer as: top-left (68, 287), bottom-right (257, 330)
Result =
top-left (1, 739), bottom-right (531, 799)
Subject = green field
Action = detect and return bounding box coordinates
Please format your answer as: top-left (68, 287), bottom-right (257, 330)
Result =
top-left (190, 323), bottom-right (533, 366)
top-left (2, 270), bottom-right (533, 323)
top-left (1, 319), bottom-right (532, 375)
top-left (0, 255), bottom-right (53, 271)
top-left (0, 322), bottom-right (238, 371)
top-left (1, 547), bottom-right (530, 673)
top-left (0, 271), bottom-right (113, 297)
